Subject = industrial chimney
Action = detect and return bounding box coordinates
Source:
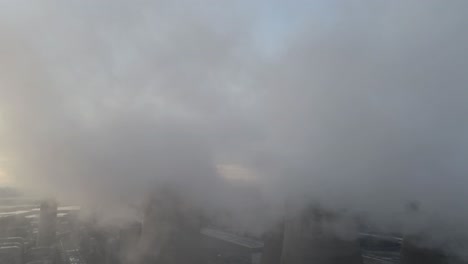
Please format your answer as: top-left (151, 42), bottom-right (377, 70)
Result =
top-left (280, 205), bottom-right (363, 264)
top-left (37, 199), bottom-right (57, 247)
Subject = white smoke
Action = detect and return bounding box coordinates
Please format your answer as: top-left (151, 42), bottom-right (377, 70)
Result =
top-left (0, 0), bottom-right (468, 255)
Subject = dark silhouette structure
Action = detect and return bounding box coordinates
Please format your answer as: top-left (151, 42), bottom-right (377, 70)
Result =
top-left (260, 222), bottom-right (284, 264)
top-left (138, 186), bottom-right (203, 264)
top-left (37, 200), bottom-right (58, 247)
top-left (280, 206), bottom-right (363, 264)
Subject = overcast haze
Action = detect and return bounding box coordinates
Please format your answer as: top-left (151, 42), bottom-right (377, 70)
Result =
top-left (1, 0), bottom-right (468, 254)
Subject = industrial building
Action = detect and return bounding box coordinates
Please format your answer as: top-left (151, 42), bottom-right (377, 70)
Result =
top-left (0, 193), bottom-right (464, 264)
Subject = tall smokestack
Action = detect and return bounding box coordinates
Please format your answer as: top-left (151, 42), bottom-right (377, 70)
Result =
top-left (37, 199), bottom-right (57, 247)
top-left (261, 222), bottom-right (284, 264)
top-left (280, 205), bottom-right (363, 264)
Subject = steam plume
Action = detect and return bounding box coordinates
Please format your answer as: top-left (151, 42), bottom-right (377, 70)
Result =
top-left (0, 0), bottom-right (468, 257)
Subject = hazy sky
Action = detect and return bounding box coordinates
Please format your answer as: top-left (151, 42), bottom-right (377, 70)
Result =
top-left (0, 0), bottom-right (337, 186)
top-left (1, 1), bottom-right (468, 253)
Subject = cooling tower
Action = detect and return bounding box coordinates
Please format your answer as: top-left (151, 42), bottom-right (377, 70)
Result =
top-left (280, 205), bottom-right (363, 264)
top-left (37, 200), bottom-right (57, 247)
top-left (261, 222), bottom-right (284, 264)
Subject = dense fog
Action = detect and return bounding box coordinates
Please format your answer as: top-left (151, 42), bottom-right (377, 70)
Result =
top-left (0, 0), bottom-right (468, 257)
